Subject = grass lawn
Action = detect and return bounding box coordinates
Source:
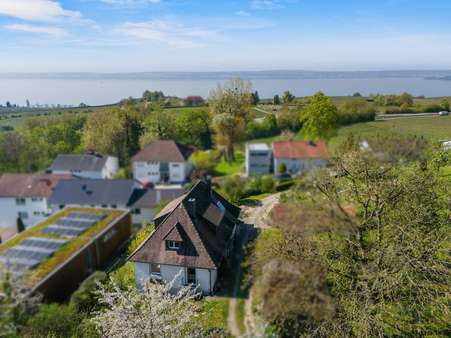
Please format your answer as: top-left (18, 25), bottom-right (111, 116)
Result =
top-left (214, 151), bottom-right (245, 176)
top-left (198, 297), bottom-right (230, 334)
top-left (328, 115), bottom-right (451, 152)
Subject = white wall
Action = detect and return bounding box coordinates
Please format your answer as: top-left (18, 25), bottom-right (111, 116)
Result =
top-left (133, 262), bottom-right (216, 294)
top-left (0, 197), bottom-right (51, 229)
top-left (274, 158), bottom-right (327, 175)
top-left (102, 156), bottom-right (120, 179)
top-left (133, 161), bottom-right (160, 184)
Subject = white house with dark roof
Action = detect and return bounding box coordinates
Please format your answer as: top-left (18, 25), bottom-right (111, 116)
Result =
top-left (48, 179), bottom-right (185, 225)
top-left (0, 173), bottom-right (71, 232)
top-left (131, 140), bottom-right (194, 185)
top-left (49, 153), bottom-right (119, 179)
top-left (129, 180), bottom-right (241, 295)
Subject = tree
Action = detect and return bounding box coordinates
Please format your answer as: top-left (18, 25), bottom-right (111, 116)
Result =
top-left (175, 109), bottom-right (212, 149)
top-left (300, 92), bottom-right (338, 140)
top-left (282, 91), bottom-right (295, 104)
top-left (142, 90), bottom-right (165, 103)
top-left (313, 148), bottom-right (450, 337)
top-left (273, 95), bottom-right (281, 105)
top-left (352, 92), bottom-right (362, 97)
top-left (83, 106), bottom-right (144, 165)
top-left (191, 150), bottom-right (218, 174)
top-left (440, 98), bottom-right (450, 111)
top-left (0, 265), bottom-right (41, 336)
top-left (277, 162), bottom-right (287, 174)
top-left (209, 78), bottom-right (253, 162)
top-left (184, 96), bottom-right (205, 107)
top-left (251, 91), bottom-right (260, 105)
top-left (92, 278), bottom-right (200, 337)
top-left (142, 104), bottom-right (177, 142)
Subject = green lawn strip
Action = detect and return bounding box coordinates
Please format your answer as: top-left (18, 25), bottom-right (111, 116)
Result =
top-left (198, 297), bottom-right (230, 334)
top-left (213, 151), bottom-right (245, 176)
top-left (0, 207), bottom-right (124, 287)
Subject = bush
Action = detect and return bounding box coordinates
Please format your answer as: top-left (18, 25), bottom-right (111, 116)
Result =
top-left (247, 114), bottom-right (279, 139)
top-left (70, 271), bottom-right (107, 313)
top-left (277, 162), bottom-right (287, 174)
top-left (191, 150), bottom-right (219, 173)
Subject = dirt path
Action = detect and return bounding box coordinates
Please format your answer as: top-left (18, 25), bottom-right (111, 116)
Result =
top-left (228, 193), bottom-right (280, 337)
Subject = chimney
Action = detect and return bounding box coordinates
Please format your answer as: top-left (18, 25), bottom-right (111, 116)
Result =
top-left (206, 175), bottom-right (212, 196)
top-left (187, 198), bottom-right (196, 217)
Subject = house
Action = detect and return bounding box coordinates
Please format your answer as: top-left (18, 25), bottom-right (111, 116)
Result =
top-left (131, 140), bottom-right (194, 184)
top-left (48, 153), bottom-right (119, 179)
top-left (272, 140), bottom-right (328, 175)
top-left (0, 173), bottom-right (72, 230)
top-left (0, 207), bottom-right (131, 302)
top-left (48, 179), bottom-right (184, 225)
top-left (245, 143), bottom-right (272, 176)
top-left (129, 180), bottom-right (241, 295)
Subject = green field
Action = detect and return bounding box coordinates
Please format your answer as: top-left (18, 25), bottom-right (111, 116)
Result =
top-left (328, 115), bottom-right (451, 151)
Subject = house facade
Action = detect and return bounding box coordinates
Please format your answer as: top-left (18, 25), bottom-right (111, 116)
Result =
top-left (0, 173), bottom-right (72, 230)
top-left (49, 153), bottom-right (119, 179)
top-left (245, 143), bottom-right (272, 176)
top-left (131, 140), bottom-right (194, 185)
top-left (129, 180), bottom-right (241, 295)
top-left (48, 179), bottom-right (184, 225)
top-left (272, 140), bottom-right (328, 175)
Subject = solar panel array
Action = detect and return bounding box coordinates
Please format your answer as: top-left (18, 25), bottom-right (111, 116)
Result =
top-left (42, 212), bottom-right (106, 238)
top-left (0, 237), bottom-right (67, 276)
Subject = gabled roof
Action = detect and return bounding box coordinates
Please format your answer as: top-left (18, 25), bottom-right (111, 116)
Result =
top-left (0, 173), bottom-right (72, 198)
top-left (48, 179), bottom-right (185, 208)
top-left (131, 140), bottom-right (195, 162)
top-left (129, 181), bottom-right (241, 270)
top-left (49, 154), bottom-right (111, 172)
top-left (272, 140), bottom-right (328, 159)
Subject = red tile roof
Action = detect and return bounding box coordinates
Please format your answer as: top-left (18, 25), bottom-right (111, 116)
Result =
top-left (0, 173), bottom-right (72, 198)
top-left (131, 140), bottom-right (194, 162)
top-left (272, 141), bottom-right (328, 159)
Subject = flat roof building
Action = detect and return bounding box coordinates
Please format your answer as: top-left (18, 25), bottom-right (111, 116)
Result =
top-left (245, 143), bottom-right (272, 177)
top-left (0, 207), bottom-right (131, 301)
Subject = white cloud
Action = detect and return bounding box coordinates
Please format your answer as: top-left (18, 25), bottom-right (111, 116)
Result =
top-left (0, 0), bottom-right (80, 22)
top-left (100, 0), bottom-right (160, 5)
top-left (5, 23), bottom-right (67, 36)
top-left (117, 20), bottom-right (217, 48)
top-left (236, 10), bottom-right (251, 17)
top-left (250, 0), bottom-right (284, 10)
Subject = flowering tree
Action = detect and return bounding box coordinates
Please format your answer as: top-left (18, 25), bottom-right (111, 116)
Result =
top-left (93, 277), bottom-right (202, 338)
top-left (0, 265), bottom-right (41, 336)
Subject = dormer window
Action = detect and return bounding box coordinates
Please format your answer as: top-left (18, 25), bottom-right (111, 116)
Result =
top-left (167, 240), bottom-right (180, 250)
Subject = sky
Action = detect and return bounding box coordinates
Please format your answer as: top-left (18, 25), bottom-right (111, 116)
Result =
top-left (0, 0), bottom-right (451, 72)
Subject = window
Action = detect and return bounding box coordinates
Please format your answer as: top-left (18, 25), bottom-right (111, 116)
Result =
top-left (151, 263), bottom-right (161, 275)
top-left (18, 211), bottom-right (28, 219)
top-left (16, 198), bottom-right (26, 206)
top-left (33, 211), bottom-right (41, 216)
top-left (111, 204), bottom-right (117, 209)
top-left (187, 268), bottom-right (196, 284)
top-left (101, 204), bottom-right (108, 208)
top-left (133, 208), bottom-right (141, 215)
top-left (172, 164), bottom-right (180, 168)
top-left (31, 197), bottom-right (43, 202)
top-left (59, 204), bottom-right (65, 209)
top-left (167, 240), bottom-right (180, 250)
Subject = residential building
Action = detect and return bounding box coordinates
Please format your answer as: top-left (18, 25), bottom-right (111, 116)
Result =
top-left (131, 140), bottom-right (194, 184)
top-left (129, 180), bottom-right (241, 295)
top-left (0, 207), bottom-right (131, 301)
top-left (245, 143), bottom-right (272, 176)
top-left (48, 179), bottom-right (184, 225)
top-left (0, 173), bottom-right (72, 230)
top-left (272, 140), bottom-right (328, 175)
top-left (49, 153), bottom-right (119, 179)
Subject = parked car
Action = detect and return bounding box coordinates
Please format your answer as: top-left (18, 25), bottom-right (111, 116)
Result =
top-left (439, 111), bottom-right (449, 116)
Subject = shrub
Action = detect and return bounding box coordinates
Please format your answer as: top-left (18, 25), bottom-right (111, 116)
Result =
top-left (70, 271), bottom-right (107, 313)
top-left (191, 150), bottom-right (219, 173)
top-left (277, 162), bottom-right (287, 174)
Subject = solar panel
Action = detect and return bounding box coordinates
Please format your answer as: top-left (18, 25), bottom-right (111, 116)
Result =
top-left (67, 212), bottom-right (106, 221)
top-left (20, 237), bottom-right (67, 251)
top-left (56, 219), bottom-right (95, 229)
top-left (42, 225), bottom-right (84, 237)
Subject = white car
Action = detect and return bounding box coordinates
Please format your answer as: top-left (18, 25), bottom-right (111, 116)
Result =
top-left (439, 111), bottom-right (449, 116)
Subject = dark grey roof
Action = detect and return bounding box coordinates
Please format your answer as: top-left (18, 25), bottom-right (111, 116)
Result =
top-left (48, 179), bottom-right (136, 206)
top-left (48, 179), bottom-right (186, 209)
top-left (49, 154), bottom-right (110, 172)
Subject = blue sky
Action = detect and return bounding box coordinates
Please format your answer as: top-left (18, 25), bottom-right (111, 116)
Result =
top-left (0, 0), bottom-right (451, 72)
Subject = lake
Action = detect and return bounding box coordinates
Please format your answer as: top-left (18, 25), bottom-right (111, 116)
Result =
top-left (0, 72), bottom-right (451, 106)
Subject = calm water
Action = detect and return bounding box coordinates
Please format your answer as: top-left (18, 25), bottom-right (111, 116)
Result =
top-left (1, 76), bottom-right (451, 106)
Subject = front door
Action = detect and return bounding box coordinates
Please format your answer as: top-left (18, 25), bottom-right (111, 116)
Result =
top-left (187, 268), bottom-right (196, 284)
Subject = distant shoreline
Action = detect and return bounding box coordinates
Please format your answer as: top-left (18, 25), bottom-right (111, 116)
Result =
top-left (1, 70), bottom-right (451, 81)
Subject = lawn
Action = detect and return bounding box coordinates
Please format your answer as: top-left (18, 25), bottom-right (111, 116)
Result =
top-left (328, 115), bottom-right (451, 152)
top-left (198, 297), bottom-right (230, 334)
top-left (214, 151), bottom-right (245, 176)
